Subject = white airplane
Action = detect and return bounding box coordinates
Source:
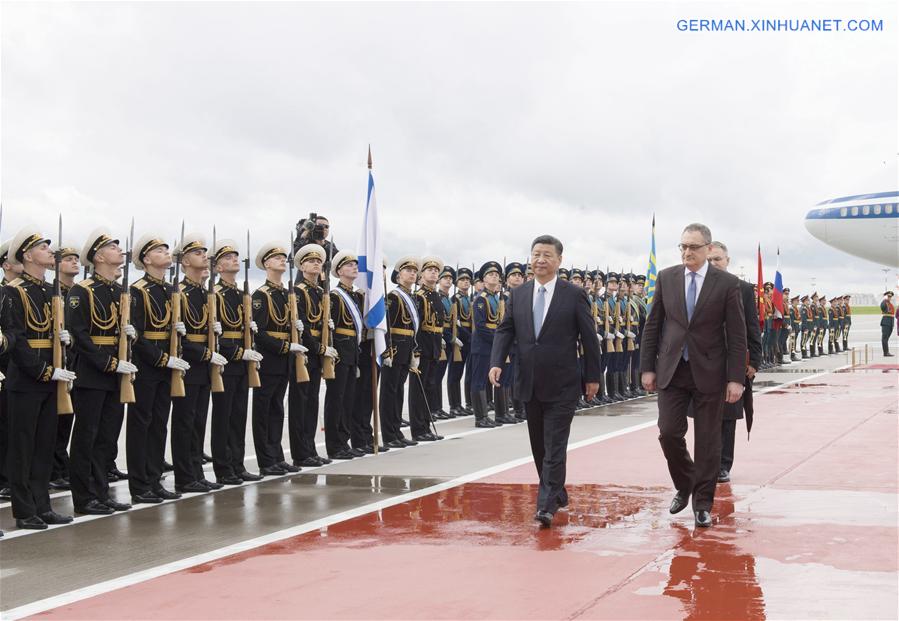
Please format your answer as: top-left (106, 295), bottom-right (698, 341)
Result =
top-left (804, 191), bottom-right (899, 267)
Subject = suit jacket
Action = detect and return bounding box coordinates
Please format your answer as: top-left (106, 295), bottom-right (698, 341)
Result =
top-left (640, 263), bottom-right (746, 394)
top-left (490, 278), bottom-right (601, 403)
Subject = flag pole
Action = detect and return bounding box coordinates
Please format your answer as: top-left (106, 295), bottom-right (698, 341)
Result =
top-left (368, 145), bottom-right (381, 455)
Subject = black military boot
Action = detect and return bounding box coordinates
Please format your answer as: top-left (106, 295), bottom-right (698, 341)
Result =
top-left (495, 386), bottom-right (518, 424)
top-left (448, 383), bottom-right (464, 417)
top-left (474, 391), bottom-right (497, 428)
top-left (632, 368), bottom-right (647, 396)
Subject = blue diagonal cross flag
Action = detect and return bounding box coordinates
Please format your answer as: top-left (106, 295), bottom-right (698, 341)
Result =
top-left (645, 214), bottom-right (658, 312)
top-left (354, 167), bottom-right (387, 364)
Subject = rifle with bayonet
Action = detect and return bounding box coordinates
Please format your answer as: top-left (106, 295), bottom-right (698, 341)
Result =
top-left (613, 269), bottom-right (624, 354)
top-left (208, 227), bottom-right (225, 393)
top-left (321, 236), bottom-right (336, 380)
top-left (289, 232), bottom-right (310, 383)
top-left (451, 262), bottom-right (461, 362)
top-left (118, 219), bottom-right (136, 404)
top-left (170, 223), bottom-right (186, 397)
top-left (53, 215), bottom-right (75, 414)
top-left (243, 231), bottom-right (261, 388)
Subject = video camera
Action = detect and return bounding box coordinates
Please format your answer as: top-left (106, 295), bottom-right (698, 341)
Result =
top-left (297, 212), bottom-right (327, 243)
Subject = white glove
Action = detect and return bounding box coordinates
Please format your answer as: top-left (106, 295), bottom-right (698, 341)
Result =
top-left (174, 321), bottom-right (186, 336)
top-left (411, 355), bottom-right (420, 371)
top-left (123, 324), bottom-right (137, 340)
top-left (626, 331), bottom-right (636, 338)
top-left (294, 319), bottom-right (304, 334)
top-left (355, 367), bottom-right (361, 379)
top-left (597, 334), bottom-right (604, 344)
top-left (328, 319), bottom-right (335, 330)
top-left (241, 349), bottom-right (263, 362)
top-left (456, 319), bottom-right (462, 327)
top-left (615, 331), bottom-right (624, 339)
top-left (0, 369), bottom-right (4, 382)
top-left (58, 329), bottom-right (72, 346)
top-left (166, 356), bottom-right (190, 372)
top-left (116, 360), bottom-right (138, 374)
top-left (289, 342), bottom-right (308, 354)
top-left (324, 346), bottom-right (338, 359)
top-left (382, 356), bottom-right (393, 368)
top-left (605, 332), bottom-right (615, 340)
top-left (212, 321), bottom-right (222, 336)
top-left (52, 368), bottom-right (77, 382)
top-left (250, 320), bottom-right (258, 334)
top-left (210, 352), bottom-right (228, 367)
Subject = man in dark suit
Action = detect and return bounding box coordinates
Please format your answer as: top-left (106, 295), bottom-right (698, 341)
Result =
top-left (640, 223), bottom-right (746, 528)
top-left (489, 235), bottom-right (601, 528)
top-left (707, 241), bottom-right (762, 483)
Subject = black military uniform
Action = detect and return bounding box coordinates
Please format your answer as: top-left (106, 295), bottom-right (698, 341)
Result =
top-left (447, 267), bottom-right (473, 416)
top-left (324, 256), bottom-right (364, 459)
top-left (290, 274), bottom-right (328, 466)
top-left (881, 292), bottom-right (895, 356)
top-left (408, 259), bottom-right (446, 441)
top-left (67, 233), bottom-right (130, 513)
top-left (0, 257), bottom-right (13, 500)
top-left (379, 258), bottom-right (419, 448)
top-left (50, 270), bottom-right (77, 489)
top-left (430, 266), bottom-right (456, 420)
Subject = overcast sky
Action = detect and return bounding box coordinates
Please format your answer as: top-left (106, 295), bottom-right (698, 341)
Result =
top-left (2, 1), bottom-right (896, 295)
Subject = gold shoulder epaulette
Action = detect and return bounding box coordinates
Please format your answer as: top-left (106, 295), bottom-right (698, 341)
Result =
top-left (257, 284), bottom-right (270, 293)
top-left (78, 277), bottom-right (95, 288)
top-left (297, 282), bottom-right (307, 290)
top-left (214, 283), bottom-right (223, 293)
top-left (132, 280), bottom-right (148, 291)
top-left (479, 291), bottom-right (489, 299)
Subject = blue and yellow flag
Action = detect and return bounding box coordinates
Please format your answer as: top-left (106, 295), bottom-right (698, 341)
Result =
top-left (645, 214), bottom-right (657, 311)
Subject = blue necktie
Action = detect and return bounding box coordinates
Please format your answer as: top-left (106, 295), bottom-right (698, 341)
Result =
top-left (684, 271), bottom-right (697, 360)
top-left (534, 285), bottom-right (546, 337)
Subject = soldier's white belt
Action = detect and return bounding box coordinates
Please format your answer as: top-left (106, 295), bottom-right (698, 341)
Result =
top-left (91, 336), bottom-right (118, 346)
top-left (27, 339), bottom-right (52, 349)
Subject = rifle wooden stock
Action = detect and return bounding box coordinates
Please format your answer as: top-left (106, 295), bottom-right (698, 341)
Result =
top-left (243, 292), bottom-right (261, 388)
top-left (207, 290), bottom-right (224, 393)
top-left (52, 295), bottom-right (74, 415)
top-left (321, 290), bottom-right (335, 380)
top-left (118, 291), bottom-right (136, 404)
top-left (613, 299), bottom-right (624, 353)
top-left (170, 285), bottom-right (186, 397)
top-left (289, 289), bottom-right (309, 383)
top-left (603, 298), bottom-right (611, 354)
top-left (625, 296), bottom-right (635, 352)
top-left (451, 302), bottom-right (462, 362)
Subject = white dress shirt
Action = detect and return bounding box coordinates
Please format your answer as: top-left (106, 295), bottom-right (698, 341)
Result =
top-left (533, 275), bottom-right (557, 314)
top-left (684, 261), bottom-right (709, 305)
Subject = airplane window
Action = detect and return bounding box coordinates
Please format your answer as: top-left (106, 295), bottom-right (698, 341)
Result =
top-left (887, 204), bottom-right (895, 215)
top-left (862, 205), bottom-right (870, 215)
top-left (840, 207), bottom-right (847, 217)
top-left (874, 205), bottom-right (881, 215)
top-left (851, 206), bottom-right (859, 216)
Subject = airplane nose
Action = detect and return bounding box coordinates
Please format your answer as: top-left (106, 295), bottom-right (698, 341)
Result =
top-left (804, 212), bottom-right (827, 243)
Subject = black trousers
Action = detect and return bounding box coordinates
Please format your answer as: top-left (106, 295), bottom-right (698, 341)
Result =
top-left (525, 397), bottom-right (575, 514)
top-left (720, 419), bottom-right (736, 472)
top-left (171, 383), bottom-right (210, 486)
top-left (0, 385), bottom-right (8, 488)
top-left (211, 372), bottom-right (248, 479)
top-left (657, 359), bottom-right (724, 512)
top-left (408, 357), bottom-right (436, 437)
top-left (431, 355), bottom-right (448, 411)
top-left (70, 387), bottom-right (122, 508)
top-left (288, 366), bottom-right (322, 461)
top-left (324, 361), bottom-right (356, 456)
top-left (447, 345), bottom-right (468, 407)
top-left (253, 373), bottom-right (287, 468)
top-left (352, 345), bottom-right (377, 448)
top-left (51, 413), bottom-right (74, 480)
top-left (127, 376), bottom-right (172, 496)
top-left (379, 362), bottom-right (409, 443)
top-left (882, 320), bottom-right (894, 354)
top-left (7, 390), bottom-right (56, 518)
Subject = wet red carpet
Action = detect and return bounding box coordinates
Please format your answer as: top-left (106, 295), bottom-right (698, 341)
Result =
top-left (32, 370), bottom-right (898, 620)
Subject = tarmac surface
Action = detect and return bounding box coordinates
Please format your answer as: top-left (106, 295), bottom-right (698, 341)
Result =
top-left (1, 315), bottom-right (896, 619)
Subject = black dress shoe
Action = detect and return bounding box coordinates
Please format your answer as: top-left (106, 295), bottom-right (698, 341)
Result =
top-left (152, 487), bottom-right (182, 500)
top-left (163, 461), bottom-right (174, 472)
top-left (717, 469), bottom-right (731, 483)
top-left (400, 438), bottom-right (418, 446)
top-left (359, 446), bottom-right (375, 454)
top-left (75, 500), bottom-right (114, 515)
top-left (350, 447), bottom-right (366, 457)
top-left (49, 477), bottom-right (71, 490)
top-left (259, 466), bottom-right (287, 476)
top-left (238, 471), bottom-right (264, 482)
top-left (329, 451), bottom-right (355, 460)
top-left (132, 491), bottom-right (164, 504)
top-left (200, 479), bottom-right (224, 490)
top-left (462, 405), bottom-right (475, 415)
top-left (217, 475), bottom-right (244, 486)
top-left (176, 481), bottom-right (210, 493)
top-left (386, 440), bottom-right (406, 449)
top-left (669, 491), bottom-right (689, 514)
top-left (496, 415), bottom-right (519, 424)
top-left (298, 457), bottom-right (322, 468)
top-left (475, 419), bottom-right (495, 428)
top-left (449, 407), bottom-right (465, 417)
top-left (16, 516), bottom-right (48, 530)
top-left (38, 510), bottom-right (74, 524)
top-left (413, 434), bottom-right (439, 442)
top-left (103, 499), bottom-right (132, 511)
top-left (109, 467), bottom-right (129, 480)
top-left (314, 455), bottom-right (332, 465)
top-left (430, 411), bottom-right (449, 420)
top-left (400, 418), bottom-right (410, 427)
top-left (0, 487), bottom-right (11, 500)
top-left (694, 510), bottom-right (712, 528)
top-left (534, 511), bottom-right (553, 528)
top-left (277, 461), bottom-right (301, 473)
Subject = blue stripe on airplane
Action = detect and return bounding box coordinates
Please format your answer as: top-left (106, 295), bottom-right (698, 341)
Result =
top-left (805, 204), bottom-right (899, 220)
top-left (814, 191), bottom-right (899, 206)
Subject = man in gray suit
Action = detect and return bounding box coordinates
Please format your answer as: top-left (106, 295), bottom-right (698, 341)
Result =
top-left (640, 223), bottom-right (746, 528)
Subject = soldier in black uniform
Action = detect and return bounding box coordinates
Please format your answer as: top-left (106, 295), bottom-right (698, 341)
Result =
top-left (252, 242), bottom-right (304, 476)
top-left (471, 260), bottom-right (504, 428)
top-left (379, 257), bottom-right (420, 449)
top-left (49, 243), bottom-right (81, 491)
top-left (211, 239), bottom-right (263, 485)
top-left (67, 228), bottom-right (134, 515)
top-left (499, 262), bottom-right (526, 422)
top-left (881, 291), bottom-right (895, 356)
top-left (171, 234), bottom-right (227, 493)
top-left (323, 250), bottom-right (364, 460)
top-left (290, 243), bottom-right (337, 467)
top-left (4, 228), bottom-right (75, 529)
top-left (408, 256), bottom-right (446, 442)
top-left (0, 240), bottom-right (24, 501)
top-left (448, 267), bottom-right (473, 417)
top-left (127, 234), bottom-right (190, 503)
top-left (431, 265), bottom-right (456, 420)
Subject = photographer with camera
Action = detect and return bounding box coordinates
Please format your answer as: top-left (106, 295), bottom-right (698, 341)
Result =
top-left (293, 214), bottom-right (337, 285)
